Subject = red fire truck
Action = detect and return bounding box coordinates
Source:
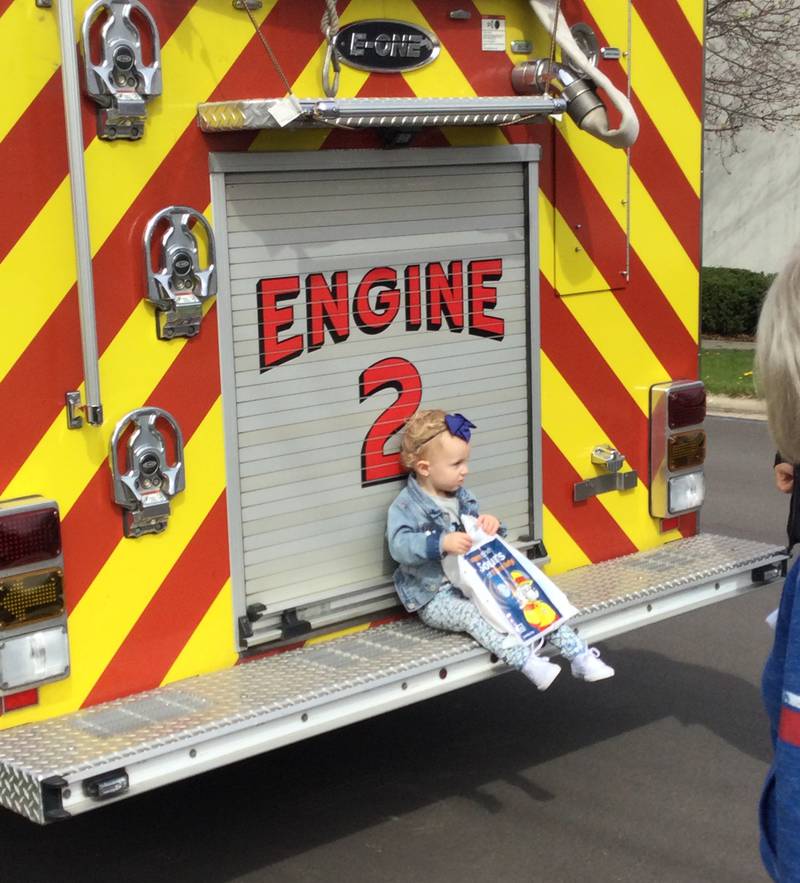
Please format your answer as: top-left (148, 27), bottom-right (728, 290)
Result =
top-left (0, 0), bottom-right (784, 822)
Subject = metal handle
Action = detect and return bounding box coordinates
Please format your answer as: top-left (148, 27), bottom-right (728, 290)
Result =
top-left (59, 0), bottom-right (103, 426)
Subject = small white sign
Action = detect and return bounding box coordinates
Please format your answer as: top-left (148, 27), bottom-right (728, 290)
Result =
top-left (268, 95), bottom-right (303, 128)
top-left (481, 16), bottom-right (506, 52)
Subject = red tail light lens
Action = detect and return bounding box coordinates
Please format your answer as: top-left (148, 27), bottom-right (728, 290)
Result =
top-left (668, 383), bottom-right (706, 429)
top-left (0, 503), bottom-right (61, 569)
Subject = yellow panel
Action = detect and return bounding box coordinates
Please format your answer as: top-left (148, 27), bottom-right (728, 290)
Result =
top-left (541, 352), bottom-right (680, 550)
top-left (560, 131), bottom-right (697, 339)
top-left (0, 0), bottom-right (278, 385)
top-left (0, 0), bottom-right (62, 141)
top-left (307, 623), bottom-right (370, 646)
top-left (553, 209), bottom-right (611, 294)
top-left (2, 400), bottom-right (226, 727)
top-left (540, 505), bottom-right (591, 576)
top-left (584, 0), bottom-right (700, 195)
top-left (3, 298), bottom-right (214, 513)
top-left (162, 580), bottom-right (238, 684)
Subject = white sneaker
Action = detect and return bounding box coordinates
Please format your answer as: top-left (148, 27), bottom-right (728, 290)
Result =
top-left (570, 647), bottom-right (615, 682)
top-left (521, 652), bottom-right (561, 691)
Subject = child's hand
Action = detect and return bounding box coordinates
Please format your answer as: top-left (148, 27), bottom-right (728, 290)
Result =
top-left (775, 462), bottom-right (795, 494)
top-left (442, 532), bottom-right (473, 555)
top-left (477, 514), bottom-right (500, 535)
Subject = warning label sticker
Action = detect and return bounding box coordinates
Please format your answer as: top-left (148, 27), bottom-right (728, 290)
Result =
top-left (481, 16), bottom-right (506, 52)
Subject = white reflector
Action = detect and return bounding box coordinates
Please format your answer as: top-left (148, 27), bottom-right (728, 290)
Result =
top-left (668, 471), bottom-right (706, 514)
top-left (0, 627), bottom-right (69, 691)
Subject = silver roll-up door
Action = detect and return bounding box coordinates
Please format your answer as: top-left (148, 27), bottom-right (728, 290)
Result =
top-left (211, 146), bottom-right (542, 647)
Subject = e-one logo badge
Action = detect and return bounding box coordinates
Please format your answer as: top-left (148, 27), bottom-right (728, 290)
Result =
top-left (334, 20), bottom-right (440, 73)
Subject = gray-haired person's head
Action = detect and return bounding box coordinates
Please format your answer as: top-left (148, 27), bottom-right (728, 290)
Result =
top-left (756, 244), bottom-right (800, 462)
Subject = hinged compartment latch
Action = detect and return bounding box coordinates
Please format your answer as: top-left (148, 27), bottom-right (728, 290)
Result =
top-left (143, 206), bottom-right (217, 340)
top-left (109, 408), bottom-right (185, 538)
top-left (81, 0), bottom-right (162, 140)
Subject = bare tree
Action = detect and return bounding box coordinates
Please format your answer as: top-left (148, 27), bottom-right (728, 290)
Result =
top-left (705, 0), bottom-right (800, 152)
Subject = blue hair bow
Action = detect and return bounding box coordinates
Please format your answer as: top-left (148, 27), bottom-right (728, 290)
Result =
top-left (445, 413), bottom-right (476, 442)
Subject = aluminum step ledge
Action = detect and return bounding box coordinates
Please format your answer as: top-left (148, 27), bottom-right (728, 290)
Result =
top-left (196, 95), bottom-right (567, 132)
top-left (0, 533), bottom-right (786, 823)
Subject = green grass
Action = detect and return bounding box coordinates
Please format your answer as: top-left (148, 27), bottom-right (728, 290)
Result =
top-left (700, 347), bottom-right (758, 398)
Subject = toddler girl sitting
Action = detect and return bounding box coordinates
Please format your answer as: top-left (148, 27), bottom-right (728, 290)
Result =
top-left (386, 409), bottom-right (614, 690)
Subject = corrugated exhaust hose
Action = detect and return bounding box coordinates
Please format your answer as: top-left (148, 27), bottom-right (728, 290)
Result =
top-left (527, 0), bottom-right (639, 148)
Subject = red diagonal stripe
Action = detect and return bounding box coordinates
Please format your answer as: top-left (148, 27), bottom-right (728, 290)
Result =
top-left (0, 0), bottom-right (197, 263)
top-left (62, 303), bottom-right (224, 613)
top-left (540, 274), bottom-right (649, 480)
top-left (556, 141), bottom-right (697, 380)
top-left (569, 2), bottom-right (700, 263)
top-left (0, 0), bottom-right (16, 19)
top-left (82, 493), bottom-right (229, 706)
top-left (542, 432), bottom-right (637, 562)
top-left (633, 0), bottom-right (702, 117)
top-left (0, 0), bottom-right (321, 495)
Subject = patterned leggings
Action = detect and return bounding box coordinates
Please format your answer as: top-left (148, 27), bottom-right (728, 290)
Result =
top-left (418, 585), bottom-right (586, 670)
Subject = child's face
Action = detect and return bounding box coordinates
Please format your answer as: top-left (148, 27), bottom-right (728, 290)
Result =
top-left (416, 434), bottom-right (470, 495)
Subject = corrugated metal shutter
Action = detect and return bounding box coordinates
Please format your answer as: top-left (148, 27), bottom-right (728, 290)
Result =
top-left (212, 147), bottom-right (541, 646)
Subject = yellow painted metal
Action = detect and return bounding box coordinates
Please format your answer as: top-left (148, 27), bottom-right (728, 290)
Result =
top-left (162, 580), bottom-right (238, 685)
top-left (543, 193), bottom-right (668, 414)
top-left (0, 0), bottom-right (278, 386)
top-left (541, 352), bottom-right (681, 551)
top-left (554, 1), bottom-right (630, 296)
top-left (541, 505), bottom-right (592, 576)
top-left (3, 299), bottom-right (214, 514)
top-left (0, 400), bottom-right (226, 729)
top-left (585, 0), bottom-right (701, 195)
top-left (676, 0), bottom-right (704, 51)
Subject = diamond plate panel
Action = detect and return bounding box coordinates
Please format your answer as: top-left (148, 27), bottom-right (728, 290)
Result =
top-left (558, 533), bottom-right (784, 614)
top-left (0, 533), bottom-right (784, 823)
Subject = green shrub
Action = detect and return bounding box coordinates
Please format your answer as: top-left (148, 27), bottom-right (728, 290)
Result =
top-left (701, 266), bottom-right (775, 337)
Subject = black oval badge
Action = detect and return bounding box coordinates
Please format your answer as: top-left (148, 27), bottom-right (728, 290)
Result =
top-left (334, 20), bottom-right (440, 73)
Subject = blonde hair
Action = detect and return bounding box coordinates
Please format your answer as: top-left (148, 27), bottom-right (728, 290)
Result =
top-left (756, 243), bottom-right (800, 462)
top-left (400, 409), bottom-right (447, 471)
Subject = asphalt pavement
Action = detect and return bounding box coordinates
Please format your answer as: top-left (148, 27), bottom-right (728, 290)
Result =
top-left (0, 415), bottom-right (789, 883)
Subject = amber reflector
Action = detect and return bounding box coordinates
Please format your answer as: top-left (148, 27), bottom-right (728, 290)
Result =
top-left (668, 431), bottom-right (707, 471)
top-left (0, 507), bottom-right (61, 569)
top-left (0, 569), bottom-right (64, 629)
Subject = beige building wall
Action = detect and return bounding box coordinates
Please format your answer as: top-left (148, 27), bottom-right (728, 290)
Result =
top-left (703, 128), bottom-right (800, 273)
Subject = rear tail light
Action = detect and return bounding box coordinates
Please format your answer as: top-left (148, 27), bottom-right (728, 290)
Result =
top-left (650, 381), bottom-right (706, 518)
top-left (0, 497), bottom-right (70, 692)
top-left (668, 384), bottom-right (706, 428)
top-left (0, 627), bottom-right (69, 691)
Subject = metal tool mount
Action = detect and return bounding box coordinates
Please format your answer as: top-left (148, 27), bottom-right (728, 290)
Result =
top-left (143, 207), bottom-right (217, 340)
top-left (574, 445), bottom-right (637, 502)
top-left (81, 0), bottom-right (162, 140)
top-left (109, 408), bottom-right (185, 538)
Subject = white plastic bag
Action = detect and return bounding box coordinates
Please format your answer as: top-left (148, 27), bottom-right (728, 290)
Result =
top-left (443, 515), bottom-right (579, 644)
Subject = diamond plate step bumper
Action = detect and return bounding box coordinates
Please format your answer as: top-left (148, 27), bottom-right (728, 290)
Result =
top-left (0, 533), bottom-right (785, 824)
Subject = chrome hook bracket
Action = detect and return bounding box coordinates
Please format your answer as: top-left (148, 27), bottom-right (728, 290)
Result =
top-left (109, 407), bottom-right (185, 538)
top-left (81, 0), bottom-right (162, 140)
top-left (143, 206), bottom-right (217, 340)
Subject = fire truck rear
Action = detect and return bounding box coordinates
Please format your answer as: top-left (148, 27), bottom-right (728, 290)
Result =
top-left (0, 0), bottom-right (785, 822)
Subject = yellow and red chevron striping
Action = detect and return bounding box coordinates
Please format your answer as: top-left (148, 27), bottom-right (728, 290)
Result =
top-left (83, 493), bottom-right (229, 706)
top-left (0, 0), bottom-right (704, 723)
